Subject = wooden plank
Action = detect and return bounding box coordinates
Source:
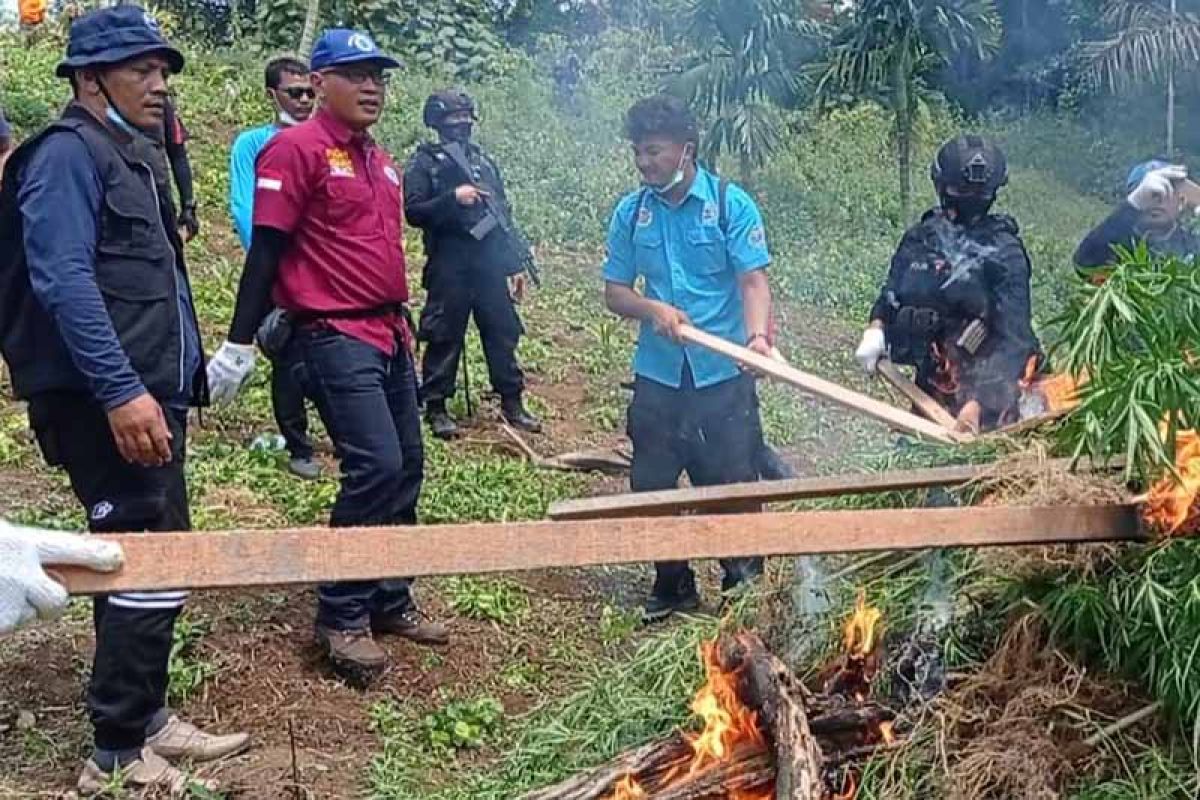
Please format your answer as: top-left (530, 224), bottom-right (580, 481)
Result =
top-left (54, 504), bottom-right (1144, 595)
top-left (876, 359), bottom-right (961, 432)
top-left (677, 325), bottom-right (965, 445)
top-left (547, 461), bottom-right (1058, 521)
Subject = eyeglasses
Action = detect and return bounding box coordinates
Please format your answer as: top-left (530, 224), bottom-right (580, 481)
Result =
top-left (280, 86), bottom-right (316, 100)
top-left (323, 67), bottom-right (389, 87)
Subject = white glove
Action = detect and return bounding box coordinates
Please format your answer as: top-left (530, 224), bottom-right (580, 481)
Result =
top-left (1127, 165), bottom-right (1188, 211)
top-left (206, 341), bottom-right (257, 405)
top-left (0, 520), bottom-right (123, 634)
top-left (855, 327), bottom-right (887, 374)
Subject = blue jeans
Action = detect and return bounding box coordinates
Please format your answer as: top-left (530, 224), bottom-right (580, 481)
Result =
top-left (295, 327), bottom-right (424, 629)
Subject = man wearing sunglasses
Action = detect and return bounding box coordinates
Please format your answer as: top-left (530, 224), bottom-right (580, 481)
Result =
top-left (208, 29), bottom-right (448, 685)
top-left (228, 56), bottom-right (321, 480)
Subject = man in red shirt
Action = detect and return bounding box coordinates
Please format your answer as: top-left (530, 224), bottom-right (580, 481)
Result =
top-left (206, 29), bottom-right (448, 684)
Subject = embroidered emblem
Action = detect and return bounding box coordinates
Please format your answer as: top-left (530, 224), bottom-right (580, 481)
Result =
top-left (326, 148), bottom-right (355, 178)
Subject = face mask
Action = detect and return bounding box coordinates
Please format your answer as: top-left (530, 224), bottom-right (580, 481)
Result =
top-left (648, 145), bottom-right (692, 195)
top-left (440, 122), bottom-right (473, 143)
top-left (278, 109), bottom-right (300, 127)
top-left (105, 105), bottom-right (137, 135)
top-left (942, 193), bottom-right (994, 224)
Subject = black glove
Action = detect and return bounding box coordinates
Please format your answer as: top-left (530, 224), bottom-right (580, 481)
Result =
top-left (179, 202), bottom-right (200, 242)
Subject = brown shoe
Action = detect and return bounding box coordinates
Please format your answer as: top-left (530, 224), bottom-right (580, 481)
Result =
top-left (146, 714), bottom-right (251, 763)
top-left (316, 624), bottom-right (388, 684)
top-left (77, 748), bottom-right (215, 797)
top-left (371, 608), bottom-right (450, 646)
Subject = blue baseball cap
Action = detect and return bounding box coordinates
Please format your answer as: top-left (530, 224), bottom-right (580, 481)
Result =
top-left (56, 5), bottom-right (183, 78)
top-left (1126, 159), bottom-right (1172, 192)
top-left (310, 29), bottom-right (401, 72)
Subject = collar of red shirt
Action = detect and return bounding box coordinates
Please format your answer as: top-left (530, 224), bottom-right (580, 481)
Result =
top-left (313, 108), bottom-right (374, 148)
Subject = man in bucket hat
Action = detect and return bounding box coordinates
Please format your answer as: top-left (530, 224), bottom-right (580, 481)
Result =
top-left (0, 6), bottom-right (248, 795)
top-left (209, 29), bottom-right (449, 685)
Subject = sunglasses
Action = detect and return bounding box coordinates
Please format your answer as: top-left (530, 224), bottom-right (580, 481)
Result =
top-left (279, 86), bottom-right (315, 100)
top-left (323, 67), bottom-right (389, 86)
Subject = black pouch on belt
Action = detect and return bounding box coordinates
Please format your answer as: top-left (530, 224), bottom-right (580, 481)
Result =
top-left (255, 307), bottom-right (294, 359)
top-left (888, 306), bottom-right (942, 366)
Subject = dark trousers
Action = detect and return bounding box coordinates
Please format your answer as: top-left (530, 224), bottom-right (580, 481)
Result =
top-left (270, 352), bottom-right (313, 460)
top-left (418, 264), bottom-right (524, 406)
top-left (626, 367), bottom-right (765, 596)
top-left (27, 391), bottom-right (189, 752)
top-left (295, 327), bottom-right (424, 629)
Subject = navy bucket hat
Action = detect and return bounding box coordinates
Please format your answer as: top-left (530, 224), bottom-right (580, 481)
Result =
top-left (310, 29), bottom-right (401, 72)
top-left (56, 5), bottom-right (184, 78)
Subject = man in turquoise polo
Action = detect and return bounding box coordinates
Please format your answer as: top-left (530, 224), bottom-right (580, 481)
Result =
top-left (603, 94), bottom-right (774, 622)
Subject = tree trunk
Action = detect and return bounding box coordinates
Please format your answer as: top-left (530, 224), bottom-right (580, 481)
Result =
top-left (1168, 0), bottom-right (1178, 157)
top-left (892, 46), bottom-right (914, 225)
top-left (298, 0), bottom-right (320, 59)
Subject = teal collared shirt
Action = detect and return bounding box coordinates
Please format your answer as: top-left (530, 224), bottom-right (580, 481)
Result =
top-left (603, 168), bottom-right (771, 389)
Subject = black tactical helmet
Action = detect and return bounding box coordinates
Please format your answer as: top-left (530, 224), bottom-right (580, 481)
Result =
top-left (423, 89), bottom-right (476, 129)
top-left (930, 135), bottom-right (1008, 195)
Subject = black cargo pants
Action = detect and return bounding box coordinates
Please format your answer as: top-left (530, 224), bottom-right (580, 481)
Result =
top-left (626, 365), bottom-right (765, 596)
top-left (28, 391), bottom-right (189, 752)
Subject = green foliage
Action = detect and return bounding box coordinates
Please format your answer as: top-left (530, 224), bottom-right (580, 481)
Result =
top-left (1053, 245), bottom-right (1200, 481)
top-left (421, 694), bottom-right (506, 754)
top-left (167, 613), bottom-right (217, 705)
top-left (445, 577), bottom-right (528, 624)
top-left (1077, 1), bottom-right (1200, 95)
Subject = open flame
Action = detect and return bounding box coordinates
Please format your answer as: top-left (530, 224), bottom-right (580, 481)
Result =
top-left (606, 639), bottom-right (770, 799)
top-left (1143, 429), bottom-right (1200, 536)
top-left (931, 342), bottom-right (960, 396)
top-left (879, 720), bottom-right (896, 746)
top-left (843, 590), bottom-right (884, 660)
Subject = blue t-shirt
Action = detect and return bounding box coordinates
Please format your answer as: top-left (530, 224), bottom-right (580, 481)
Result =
top-left (602, 168), bottom-right (771, 389)
top-left (229, 123), bottom-right (278, 249)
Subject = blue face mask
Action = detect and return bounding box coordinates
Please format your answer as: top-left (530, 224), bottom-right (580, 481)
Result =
top-left (105, 105), bottom-right (137, 135)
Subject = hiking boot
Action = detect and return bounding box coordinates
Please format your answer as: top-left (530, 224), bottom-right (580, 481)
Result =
top-left (78, 748), bottom-right (214, 797)
top-left (501, 396), bottom-right (542, 433)
top-left (372, 607), bottom-right (450, 646)
top-left (315, 624), bottom-right (388, 685)
top-left (146, 714), bottom-right (251, 763)
top-left (287, 456), bottom-right (322, 480)
top-left (641, 589), bottom-right (701, 624)
top-left (426, 404), bottom-right (459, 440)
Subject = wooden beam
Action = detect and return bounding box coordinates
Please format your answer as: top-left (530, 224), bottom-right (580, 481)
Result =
top-left (677, 325), bottom-right (966, 445)
top-left (54, 504), bottom-right (1144, 595)
top-left (547, 460), bottom-right (1086, 521)
top-left (876, 359), bottom-right (961, 432)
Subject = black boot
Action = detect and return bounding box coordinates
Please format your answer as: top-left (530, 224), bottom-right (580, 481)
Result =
top-left (501, 395), bottom-right (542, 433)
top-left (425, 403), bottom-right (459, 440)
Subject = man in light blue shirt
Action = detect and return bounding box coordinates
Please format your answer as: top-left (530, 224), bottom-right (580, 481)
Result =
top-left (603, 94), bottom-right (775, 622)
top-left (228, 56), bottom-right (321, 478)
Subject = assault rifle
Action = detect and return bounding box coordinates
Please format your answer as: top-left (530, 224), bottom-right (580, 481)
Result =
top-left (442, 141), bottom-right (542, 287)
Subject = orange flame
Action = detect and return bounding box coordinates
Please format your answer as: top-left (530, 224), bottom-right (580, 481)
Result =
top-left (685, 641), bottom-right (766, 772)
top-left (843, 591), bottom-right (883, 660)
top-left (931, 342), bottom-right (959, 395)
top-left (610, 775), bottom-right (647, 799)
top-left (1019, 357), bottom-right (1082, 415)
top-left (1143, 429), bottom-right (1200, 535)
top-left (879, 720), bottom-right (896, 746)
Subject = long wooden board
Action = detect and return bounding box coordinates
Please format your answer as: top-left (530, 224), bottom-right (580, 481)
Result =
top-left (55, 504), bottom-right (1144, 594)
top-left (547, 460), bottom-right (1074, 521)
top-left (876, 359), bottom-right (961, 431)
top-left (678, 325), bottom-right (965, 445)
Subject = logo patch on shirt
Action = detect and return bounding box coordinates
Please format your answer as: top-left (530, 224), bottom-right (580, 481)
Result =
top-left (256, 177), bottom-right (283, 192)
top-left (701, 201), bottom-right (718, 225)
top-left (749, 225), bottom-right (766, 249)
top-left (384, 165), bottom-right (400, 186)
top-left (326, 148), bottom-right (355, 178)
top-left (90, 500), bottom-right (114, 522)
top-left (636, 206), bottom-right (652, 227)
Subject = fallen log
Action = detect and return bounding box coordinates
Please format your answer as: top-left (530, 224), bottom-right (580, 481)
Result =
top-left (54, 504), bottom-right (1145, 594)
top-left (547, 458), bottom-right (1101, 520)
top-left (679, 325), bottom-right (966, 445)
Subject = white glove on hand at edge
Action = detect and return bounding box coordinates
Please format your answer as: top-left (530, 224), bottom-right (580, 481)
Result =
top-left (1128, 165), bottom-right (1188, 211)
top-left (855, 327), bottom-right (887, 374)
top-left (0, 519), bottom-right (123, 635)
top-left (206, 341), bottom-right (257, 405)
